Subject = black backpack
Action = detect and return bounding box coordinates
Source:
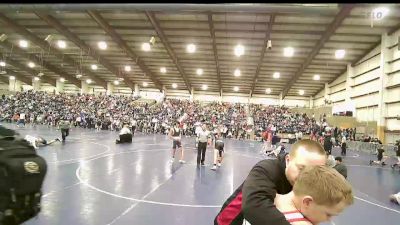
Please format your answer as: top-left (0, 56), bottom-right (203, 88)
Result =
top-left (0, 126), bottom-right (47, 225)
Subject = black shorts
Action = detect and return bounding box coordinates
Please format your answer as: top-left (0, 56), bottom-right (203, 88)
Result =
top-left (173, 140), bottom-right (182, 149)
top-left (377, 154), bottom-right (383, 161)
top-left (215, 142), bottom-right (224, 151)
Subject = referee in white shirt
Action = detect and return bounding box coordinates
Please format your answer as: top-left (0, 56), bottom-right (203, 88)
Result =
top-left (197, 124), bottom-right (210, 166)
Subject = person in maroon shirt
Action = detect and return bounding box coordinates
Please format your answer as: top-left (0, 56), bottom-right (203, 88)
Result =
top-left (214, 140), bottom-right (327, 225)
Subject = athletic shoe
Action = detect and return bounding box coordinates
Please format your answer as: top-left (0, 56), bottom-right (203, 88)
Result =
top-left (201, 163), bottom-right (205, 166)
top-left (369, 160), bottom-right (373, 165)
top-left (211, 165), bottom-right (217, 170)
top-left (391, 164), bottom-right (395, 169)
top-left (170, 158), bottom-right (175, 163)
top-left (382, 162), bottom-right (386, 166)
top-left (56, 138), bottom-right (61, 142)
top-left (217, 163), bottom-right (221, 167)
top-left (179, 160), bottom-right (186, 164)
top-left (390, 195), bottom-right (399, 204)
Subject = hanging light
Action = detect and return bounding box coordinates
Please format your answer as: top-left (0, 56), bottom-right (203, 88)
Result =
top-left (124, 65), bottom-right (131, 72)
top-left (234, 44), bottom-right (245, 57)
top-left (234, 69), bottom-right (241, 77)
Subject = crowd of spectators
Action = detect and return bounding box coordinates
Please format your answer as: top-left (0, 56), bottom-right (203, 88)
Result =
top-left (251, 104), bottom-right (317, 135)
top-left (0, 91), bottom-right (251, 138)
top-left (1, 91), bottom-right (375, 144)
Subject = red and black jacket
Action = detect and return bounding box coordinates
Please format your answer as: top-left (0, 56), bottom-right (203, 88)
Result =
top-left (214, 155), bottom-right (292, 225)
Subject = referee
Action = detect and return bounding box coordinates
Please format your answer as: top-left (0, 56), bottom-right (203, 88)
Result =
top-left (197, 123), bottom-right (210, 166)
top-left (58, 118), bottom-right (70, 142)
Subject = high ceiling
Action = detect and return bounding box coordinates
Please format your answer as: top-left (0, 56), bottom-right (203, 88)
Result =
top-left (0, 4), bottom-right (399, 98)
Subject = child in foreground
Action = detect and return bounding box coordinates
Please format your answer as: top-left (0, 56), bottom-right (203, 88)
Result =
top-left (274, 165), bottom-right (354, 225)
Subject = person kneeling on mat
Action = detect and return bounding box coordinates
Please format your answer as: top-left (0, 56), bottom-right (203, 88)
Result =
top-left (211, 130), bottom-right (224, 171)
top-left (24, 135), bottom-right (61, 149)
top-left (274, 165), bottom-right (354, 225)
top-left (116, 124), bottom-right (132, 144)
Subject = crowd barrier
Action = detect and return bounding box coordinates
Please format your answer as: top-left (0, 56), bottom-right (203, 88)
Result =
top-left (347, 141), bottom-right (398, 156)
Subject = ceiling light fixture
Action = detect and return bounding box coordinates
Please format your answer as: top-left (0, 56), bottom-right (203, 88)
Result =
top-left (234, 68), bottom-right (241, 77)
top-left (273, 72), bottom-right (280, 79)
top-left (234, 44), bottom-right (245, 57)
top-left (313, 74), bottom-right (320, 80)
top-left (172, 83), bottom-right (177, 89)
top-left (299, 90), bottom-right (305, 95)
top-left (57, 40), bottom-right (66, 49)
top-left (98, 41), bottom-right (107, 50)
top-left (160, 67), bottom-right (167, 73)
top-left (86, 79), bottom-right (92, 84)
top-left (34, 77), bottom-right (40, 81)
top-left (335, 49), bottom-right (346, 59)
top-left (143, 82), bottom-right (148, 87)
top-left (9, 76), bottom-right (15, 80)
top-left (283, 47), bottom-right (294, 57)
top-left (196, 68), bottom-right (203, 75)
top-left (0, 61), bottom-right (5, 67)
top-left (142, 42), bottom-right (151, 52)
top-left (19, 40), bottom-right (28, 48)
top-left (28, 62), bottom-right (35, 68)
top-left (60, 77), bottom-right (65, 82)
top-left (233, 86), bottom-right (239, 92)
top-left (124, 65), bottom-right (131, 72)
top-left (265, 88), bottom-right (272, 94)
top-left (202, 84), bottom-right (208, 90)
top-left (113, 80), bottom-right (120, 85)
top-left (76, 74), bottom-right (82, 78)
top-left (186, 43), bottom-right (196, 53)
top-left (91, 64), bottom-right (98, 70)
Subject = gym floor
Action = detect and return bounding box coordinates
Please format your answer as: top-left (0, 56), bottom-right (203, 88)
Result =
top-left (2, 123), bottom-right (399, 225)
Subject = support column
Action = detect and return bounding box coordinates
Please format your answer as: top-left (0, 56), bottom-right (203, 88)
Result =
top-left (81, 80), bottom-right (89, 94)
top-left (190, 87), bottom-right (194, 102)
top-left (345, 64), bottom-right (353, 104)
top-left (32, 78), bottom-right (41, 91)
top-left (134, 84), bottom-right (139, 97)
top-left (219, 89), bottom-right (223, 103)
top-left (324, 83), bottom-right (330, 103)
top-left (279, 92), bottom-right (283, 106)
top-left (309, 96), bottom-right (313, 109)
top-left (107, 82), bottom-right (114, 95)
top-left (377, 33), bottom-right (389, 143)
top-left (56, 80), bottom-right (64, 94)
top-left (9, 78), bottom-right (22, 92)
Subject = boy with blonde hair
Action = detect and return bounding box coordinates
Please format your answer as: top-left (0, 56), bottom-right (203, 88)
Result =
top-left (275, 165), bottom-right (354, 225)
